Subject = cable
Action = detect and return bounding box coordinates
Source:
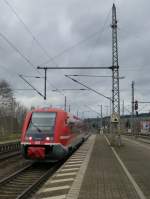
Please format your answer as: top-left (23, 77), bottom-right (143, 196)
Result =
top-left (65, 75), bottom-right (112, 101)
top-left (0, 2), bottom-right (114, 109)
top-left (19, 74), bottom-right (44, 98)
top-left (37, 8), bottom-right (111, 101)
top-left (3, 0), bottom-right (59, 67)
top-left (67, 74), bottom-right (112, 77)
top-left (84, 104), bottom-right (101, 116)
top-left (0, 32), bottom-right (35, 68)
top-left (2, 0), bottom-right (65, 97)
top-left (2, 1), bottom-right (112, 100)
top-left (40, 7), bottom-right (112, 66)
top-left (0, 30), bottom-right (64, 98)
top-left (84, 12), bottom-right (111, 68)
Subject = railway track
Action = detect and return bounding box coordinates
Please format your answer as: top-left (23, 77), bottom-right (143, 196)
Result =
top-left (123, 133), bottom-right (150, 145)
top-left (0, 151), bottom-right (21, 162)
top-left (0, 136), bottom-right (88, 199)
top-left (0, 162), bottom-right (62, 199)
top-left (138, 134), bottom-right (150, 139)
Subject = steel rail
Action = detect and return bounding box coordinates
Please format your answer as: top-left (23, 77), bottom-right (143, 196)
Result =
top-left (0, 151), bottom-right (21, 162)
top-left (0, 162), bottom-right (63, 199)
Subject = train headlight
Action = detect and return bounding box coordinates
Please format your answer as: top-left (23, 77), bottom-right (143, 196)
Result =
top-left (29, 136), bottom-right (32, 141)
top-left (46, 137), bottom-right (50, 141)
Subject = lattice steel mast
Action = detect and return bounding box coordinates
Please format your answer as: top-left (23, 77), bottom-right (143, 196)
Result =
top-left (111, 4), bottom-right (121, 145)
top-left (111, 3), bottom-right (120, 115)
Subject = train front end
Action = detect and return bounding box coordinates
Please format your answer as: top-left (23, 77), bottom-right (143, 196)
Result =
top-left (21, 109), bottom-right (68, 162)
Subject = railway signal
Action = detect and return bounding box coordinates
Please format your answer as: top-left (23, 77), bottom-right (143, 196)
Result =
top-left (134, 100), bottom-right (138, 110)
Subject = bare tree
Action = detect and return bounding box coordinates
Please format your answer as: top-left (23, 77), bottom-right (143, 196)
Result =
top-left (0, 80), bottom-right (28, 136)
top-left (0, 80), bottom-right (13, 114)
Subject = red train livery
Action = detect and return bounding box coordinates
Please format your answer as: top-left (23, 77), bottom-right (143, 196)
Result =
top-left (21, 108), bottom-right (89, 161)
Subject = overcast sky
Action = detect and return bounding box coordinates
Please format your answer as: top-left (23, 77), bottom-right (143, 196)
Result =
top-left (0, 0), bottom-right (150, 118)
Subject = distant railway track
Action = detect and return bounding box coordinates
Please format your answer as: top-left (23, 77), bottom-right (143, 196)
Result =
top-left (124, 133), bottom-right (150, 138)
top-left (0, 151), bottom-right (21, 162)
top-left (138, 134), bottom-right (150, 139)
top-left (0, 162), bottom-right (63, 199)
top-left (123, 133), bottom-right (150, 144)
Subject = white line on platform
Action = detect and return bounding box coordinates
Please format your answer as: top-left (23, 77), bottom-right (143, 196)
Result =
top-left (71, 156), bottom-right (86, 159)
top-left (41, 195), bottom-right (66, 199)
top-left (67, 161), bottom-right (82, 164)
top-left (56, 172), bottom-right (77, 177)
top-left (69, 159), bottom-right (84, 162)
top-left (61, 168), bottom-right (79, 172)
top-left (42, 185), bottom-right (70, 193)
top-left (50, 178), bottom-right (74, 183)
top-left (64, 164), bottom-right (81, 168)
top-left (70, 157), bottom-right (85, 160)
top-left (73, 152), bottom-right (85, 155)
top-left (104, 135), bottom-right (146, 199)
top-left (74, 152), bottom-right (86, 155)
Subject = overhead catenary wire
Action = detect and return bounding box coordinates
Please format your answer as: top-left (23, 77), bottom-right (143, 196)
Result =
top-left (40, 7), bottom-right (112, 66)
top-left (84, 104), bottom-right (101, 117)
top-left (0, 31), bottom-right (58, 96)
top-left (19, 74), bottom-right (44, 98)
top-left (0, 32), bottom-right (35, 68)
top-left (0, 2), bottom-right (115, 114)
top-left (65, 75), bottom-right (112, 101)
top-left (2, 0), bottom-right (66, 98)
top-left (3, 1), bottom-right (109, 72)
top-left (3, 0), bottom-right (59, 67)
top-left (68, 74), bottom-right (112, 77)
top-left (0, 28), bottom-right (65, 97)
top-left (67, 74), bottom-right (125, 78)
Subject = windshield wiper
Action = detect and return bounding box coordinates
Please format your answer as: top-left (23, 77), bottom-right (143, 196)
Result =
top-left (31, 121), bottom-right (43, 133)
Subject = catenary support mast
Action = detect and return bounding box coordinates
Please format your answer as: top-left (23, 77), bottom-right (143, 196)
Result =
top-left (112, 3), bottom-right (120, 115)
top-left (111, 4), bottom-right (121, 145)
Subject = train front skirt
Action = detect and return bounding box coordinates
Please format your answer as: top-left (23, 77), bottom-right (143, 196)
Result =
top-left (21, 143), bottom-right (68, 162)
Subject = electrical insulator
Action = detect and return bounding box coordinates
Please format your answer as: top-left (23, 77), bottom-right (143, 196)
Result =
top-left (135, 100), bottom-right (138, 110)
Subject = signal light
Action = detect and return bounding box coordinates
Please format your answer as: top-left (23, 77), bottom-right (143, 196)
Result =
top-left (134, 100), bottom-right (138, 110)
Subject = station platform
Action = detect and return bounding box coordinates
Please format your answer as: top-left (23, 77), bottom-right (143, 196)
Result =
top-left (33, 134), bottom-right (149, 199)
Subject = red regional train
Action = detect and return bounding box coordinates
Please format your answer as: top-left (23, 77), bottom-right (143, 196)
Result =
top-left (21, 108), bottom-right (89, 161)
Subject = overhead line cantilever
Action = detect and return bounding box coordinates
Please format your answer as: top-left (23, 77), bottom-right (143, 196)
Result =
top-left (37, 66), bottom-right (112, 70)
top-left (65, 75), bottom-right (112, 101)
top-left (19, 74), bottom-right (44, 98)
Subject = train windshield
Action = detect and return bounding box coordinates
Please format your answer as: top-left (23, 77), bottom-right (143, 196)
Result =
top-left (26, 112), bottom-right (56, 139)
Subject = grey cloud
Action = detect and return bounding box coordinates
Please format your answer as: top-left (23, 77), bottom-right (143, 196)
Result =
top-left (0, 0), bottom-right (149, 116)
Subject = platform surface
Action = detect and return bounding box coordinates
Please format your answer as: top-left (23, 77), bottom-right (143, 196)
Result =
top-left (116, 136), bottom-right (150, 199)
top-left (77, 135), bottom-right (140, 199)
top-left (33, 134), bottom-right (150, 199)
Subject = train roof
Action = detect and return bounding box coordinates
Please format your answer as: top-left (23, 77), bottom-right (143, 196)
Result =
top-left (30, 107), bottom-right (82, 121)
top-left (31, 107), bottom-right (66, 113)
